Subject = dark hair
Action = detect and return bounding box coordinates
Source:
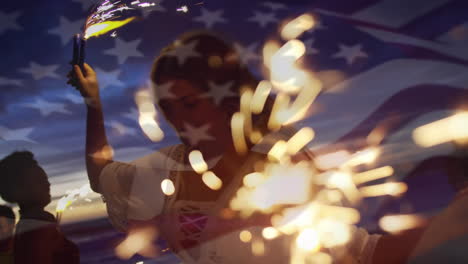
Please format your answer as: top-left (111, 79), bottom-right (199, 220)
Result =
top-left (0, 205), bottom-right (15, 224)
top-left (0, 151), bottom-right (37, 203)
top-left (151, 30), bottom-right (274, 128)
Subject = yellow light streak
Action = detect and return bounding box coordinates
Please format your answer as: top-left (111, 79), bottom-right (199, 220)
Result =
top-left (202, 171), bottom-right (223, 190)
top-left (379, 214), bottom-right (427, 233)
top-left (281, 14), bottom-right (315, 40)
top-left (243, 172), bottom-right (265, 188)
top-left (231, 112), bottom-right (248, 154)
top-left (251, 80), bottom-right (272, 114)
top-left (359, 182), bottom-right (408, 197)
top-left (296, 228), bottom-right (320, 252)
top-left (188, 150), bottom-right (208, 174)
top-left (268, 140), bottom-right (288, 162)
top-left (85, 17), bottom-right (136, 39)
top-left (240, 90), bottom-right (253, 136)
top-left (413, 112), bottom-right (468, 147)
top-left (353, 166), bottom-right (394, 185)
top-left (342, 147), bottom-right (380, 168)
top-left (286, 127), bottom-right (315, 155)
top-left (315, 150), bottom-right (351, 170)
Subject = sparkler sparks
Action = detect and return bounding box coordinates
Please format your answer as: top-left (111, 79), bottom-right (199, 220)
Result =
top-left (226, 12), bottom-right (411, 264)
top-left (412, 112), bottom-right (468, 147)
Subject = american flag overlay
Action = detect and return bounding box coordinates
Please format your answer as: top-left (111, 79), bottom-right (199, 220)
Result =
top-left (1, 0), bottom-right (468, 263)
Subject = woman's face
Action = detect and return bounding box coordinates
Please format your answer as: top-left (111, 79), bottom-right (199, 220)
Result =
top-left (156, 79), bottom-right (233, 150)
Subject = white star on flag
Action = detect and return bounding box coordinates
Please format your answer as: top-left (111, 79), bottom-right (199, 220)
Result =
top-left (95, 68), bottom-right (124, 89)
top-left (193, 8), bottom-right (227, 29)
top-left (248, 11), bottom-right (278, 28)
top-left (48, 16), bottom-right (84, 45)
top-left (104, 38), bottom-right (144, 64)
top-left (154, 81), bottom-right (175, 101)
top-left (165, 40), bottom-right (201, 66)
top-left (0, 10), bottom-right (22, 35)
top-left (0, 126), bottom-right (35, 143)
top-left (63, 92), bottom-right (84, 104)
top-left (107, 121), bottom-right (138, 136)
top-left (122, 107), bottom-right (139, 120)
top-left (304, 38), bottom-right (319, 55)
top-left (0, 77), bottom-right (22, 86)
top-left (233, 42), bottom-right (261, 64)
top-left (72, 0), bottom-right (98, 12)
top-left (261, 2), bottom-right (287, 11)
top-left (19, 62), bottom-right (60, 80)
top-left (333, 43), bottom-right (368, 65)
top-left (22, 98), bottom-right (71, 117)
top-left (201, 81), bottom-right (236, 105)
top-left (180, 123), bottom-right (215, 146)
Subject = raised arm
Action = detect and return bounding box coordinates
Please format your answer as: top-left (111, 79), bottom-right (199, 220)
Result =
top-left (70, 64), bottom-right (112, 193)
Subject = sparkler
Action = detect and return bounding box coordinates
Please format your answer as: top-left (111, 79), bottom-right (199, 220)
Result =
top-left (55, 184), bottom-right (92, 224)
top-left (224, 13), bottom-right (412, 263)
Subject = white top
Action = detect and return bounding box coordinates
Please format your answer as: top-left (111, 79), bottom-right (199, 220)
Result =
top-left (99, 142), bottom-right (380, 263)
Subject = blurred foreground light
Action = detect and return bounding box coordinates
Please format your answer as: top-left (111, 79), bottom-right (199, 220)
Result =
top-left (262, 227), bottom-right (280, 240)
top-left (115, 226), bottom-right (158, 259)
top-left (188, 150), bottom-right (208, 174)
top-left (353, 166), bottom-right (394, 185)
top-left (138, 115), bottom-right (164, 142)
top-left (161, 179), bottom-right (175, 196)
top-left (359, 182), bottom-right (407, 197)
top-left (231, 112), bottom-right (248, 154)
top-left (286, 127), bottom-right (315, 155)
top-left (281, 14), bottom-right (315, 40)
top-left (343, 147), bottom-right (380, 168)
top-left (240, 230), bottom-right (252, 243)
top-left (202, 171), bottom-right (223, 190)
top-left (413, 112), bottom-right (468, 147)
top-left (296, 228), bottom-right (320, 252)
top-left (379, 214), bottom-right (427, 233)
top-left (252, 239), bottom-right (265, 256)
top-left (251, 80), bottom-right (272, 114)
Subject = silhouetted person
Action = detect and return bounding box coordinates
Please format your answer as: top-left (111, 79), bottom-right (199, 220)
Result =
top-left (0, 205), bottom-right (15, 264)
top-left (0, 151), bottom-right (79, 264)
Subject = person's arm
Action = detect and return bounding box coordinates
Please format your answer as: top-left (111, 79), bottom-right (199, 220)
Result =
top-left (72, 64), bottom-right (112, 193)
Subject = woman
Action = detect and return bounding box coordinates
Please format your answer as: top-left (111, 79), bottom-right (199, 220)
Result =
top-left (0, 151), bottom-right (80, 264)
top-left (70, 31), bottom-right (421, 263)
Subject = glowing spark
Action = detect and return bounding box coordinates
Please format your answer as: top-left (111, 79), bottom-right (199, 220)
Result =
top-left (231, 112), bottom-right (248, 154)
top-left (280, 77), bottom-right (322, 124)
top-left (343, 147), bottom-right (379, 168)
top-left (56, 197), bottom-right (73, 213)
top-left (249, 130), bottom-right (263, 144)
top-left (296, 228), bottom-right (320, 252)
top-left (315, 150), bottom-right (351, 170)
top-left (85, 17), bottom-right (136, 39)
top-left (251, 80), bottom-right (272, 114)
top-left (177, 5), bottom-right (189, 13)
top-left (115, 226), bottom-right (159, 259)
top-left (286, 127), bottom-right (315, 155)
top-left (239, 230), bottom-right (252, 243)
top-left (161, 179), bottom-right (175, 196)
top-left (240, 89), bottom-right (253, 136)
top-left (317, 219), bottom-right (351, 247)
top-left (353, 166), bottom-right (394, 185)
top-left (359, 182), bottom-right (408, 197)
top-left (111, 31), bottom-right (117, 37)
top-left (281, 14), bottom-right (315, 40)
top-left (188, 150), bottom-right (208, 174)
top-left (252, 239), bottom-right (265, 256)
top-left (379, 214), bottom-right (427, 233)
top-left (263, 40), bottom-right (280, 69)
top-left (413, 112), bottom-right (468, 147)
top-left (262, 227), bottom-right (279, 240)
top-left (243, 172), bottom-right (265, 188)
top-left (139, 3), bottom-right (155, 7)
top-left (268, 140), bottom-right (288, 162)
top-left (268, 93), bottom-right (290, 131)
top-left (136, 89), bottom-right (164, 142)
top-left (202, 171), bottom-right (223, 190)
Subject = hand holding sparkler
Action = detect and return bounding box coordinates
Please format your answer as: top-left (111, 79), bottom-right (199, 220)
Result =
top-left (68, 63), bottom-right (101, 106)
